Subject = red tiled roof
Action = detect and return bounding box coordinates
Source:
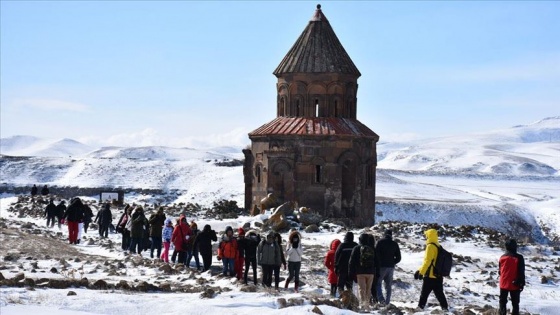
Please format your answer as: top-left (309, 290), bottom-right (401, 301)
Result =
top-left (273, 4), bottom-right (361, 77)
top-left (249, 117), bottom-right (379, 139)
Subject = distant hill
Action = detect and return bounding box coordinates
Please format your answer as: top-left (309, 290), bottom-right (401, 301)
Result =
top-left (378, 116), bottom-right (560, 176)
top-left (1, 136), bottom-right (94, 157)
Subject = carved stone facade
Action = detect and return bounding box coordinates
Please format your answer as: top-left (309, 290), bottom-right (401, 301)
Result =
top-left (243, 5), bottom-right (379, 226)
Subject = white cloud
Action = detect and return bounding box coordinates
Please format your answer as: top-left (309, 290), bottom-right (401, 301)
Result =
top-left (12, 98), bottom-right (90, 112)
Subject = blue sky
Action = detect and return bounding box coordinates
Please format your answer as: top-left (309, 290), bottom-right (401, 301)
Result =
top-left (1, 1), bottom-right (559, 148)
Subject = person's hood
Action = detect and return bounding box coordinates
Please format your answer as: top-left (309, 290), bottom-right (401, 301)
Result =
top-left (103, 204), bottom-right (110, 210)
top-left (203, 224), bottom-right (211, 232)
top-left (425, 229), bottom-right (439, 245)
top-left (343, 232), bottom-right (354, 243)
top-left (164, 218), bottom-right (173, 225)
top-left (330, 239), bottom-right (341, 251)
top-left (358, 233), bottom-right (369, 245)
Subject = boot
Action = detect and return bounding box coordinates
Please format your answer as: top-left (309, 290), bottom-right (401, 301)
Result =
top-left (284, 279), bottom-right (290, 289)
top-left (294, 281), bottom-right (299, 293)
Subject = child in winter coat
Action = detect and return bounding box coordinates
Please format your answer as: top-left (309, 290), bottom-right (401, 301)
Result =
top-left (325, 238), bottom-right (341, 297)
top-left (499, 239), bottom-right (525, 315)
top-left (285, 230), bottom-right (303, 292)
top-left (238, 229), bottom-right (260, 285)
top-left (161, 218), bottom-right (173, 263)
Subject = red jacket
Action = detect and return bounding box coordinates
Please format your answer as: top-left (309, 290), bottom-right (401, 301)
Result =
top-left (218, 236), bottom-right (238, 259)
top-left (172, 222), bottom-right (192, 252)
top-left (499, 252), bottom-right (525, 291)
top-left (325, 239), bottom-right (341, 284)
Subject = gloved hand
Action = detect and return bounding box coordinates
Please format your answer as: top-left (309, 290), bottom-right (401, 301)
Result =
top-left (217, 256), bottom-right (222, 261)
top-left (414, 270), bottom-right (423, 280)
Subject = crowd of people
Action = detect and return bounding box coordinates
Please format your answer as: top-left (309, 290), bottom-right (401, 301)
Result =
top-left (38, 188), bottom-right (525, 314)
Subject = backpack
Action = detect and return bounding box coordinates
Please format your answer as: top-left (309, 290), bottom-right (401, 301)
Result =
top-left (359, 245), bottom-right (375, 268)
top-left (429, 243), bottom-right (453, 277)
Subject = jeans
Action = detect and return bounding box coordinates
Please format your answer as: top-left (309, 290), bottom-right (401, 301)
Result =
top-left (376, 267), bottom-right (394, 304)
top-left (99, 224), bottom-right (109, 238)
top-left (222, 258), bottom-right (235, 276)
top-left (46, 216), bottom-right (56, 227)
top-left (244, 257), bottom-right (257, 284)
top-left (499, 289), bottom-right (521, 315)
top-left (286, 261), bottom-right (301, 287)
top-left (186, 249), bottom-right (201, 269)
top-left (262, 264), bottom-right (274, 287)
top-left (129, 237), bottom-right (143, 254)
top-left (150, 236), bottom-right (162, 258)
top-left (418, 277), bottom-right (448, 310)
top-left (337, 271), bottom-right (353, 292)
top-left (201, 251), bottom-right (212, 271)
top-left (121, 230), bottom-right (130, 250)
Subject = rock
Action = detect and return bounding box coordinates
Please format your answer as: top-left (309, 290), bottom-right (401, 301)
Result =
top-left (297, 211), bottom-right (323, 226)
top-left (91, 279), bottom-right (108, 290)
top-left (159, 283), bottom-right (172, 292)
top-left (311, 306), bottom-right (324, 315)
top-left (339, 290), bottom-right (359, 310)
top-left (13, 272), bottom-right (25, 282)
top-left (0, 272), bottom-right (3, 280)
top-left (305, 224), bottom-right (320, 233)
top-left (4, 253), bottom-right (20, 262)
top-left (23, 278), bottom-right (35, 287)
top-left (254, 221), bottom-right (263, 228)
top-left (159, 264), bottom-right (175, 274)
top-left (288, 298), bottom-right (304, 306)
top-left (276, 202), bottom-right (295, 217)
top-left (541, 276), bottom-right (549, 284)
top-left (67, 291), bottom-right (77, 296)
top-left (116, 280), bottom-right (131, 290)
top-left (268, 207), bottom-right (290, 231)
top-left (79, 278), bottom-right (89, 288)
top-left (240, 284), bottom-right (257, 292)
top-left (277, 298), bottom-right (288, 309)
top-left (48, 279), bottom-right (72, 289)
top-left (200, 288), bottom-right (215, 299)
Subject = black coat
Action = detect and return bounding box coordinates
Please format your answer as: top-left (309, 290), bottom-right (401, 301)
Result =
top-left (348, 244), bottom-right (376, 276)
top-left (375, 236), bottom-right (402, 268)
top-left (194, 228), bottom-right (217, 255)
top-left (64, 199), bottom-right (84, 222)
top-left (148, 212), bottom-right (166, 237)
top-left (55, 203), bottom-right (66, 219)
top-left (335, 240), bottom-right (358, 274)
top-left (83, 205), bottom-right (94, 223)
top-left (45, 202), bottom-right (57, 217)
top-left (95, 207), bottom-right (112, 226)
top-left (41, 186), bottom-right (49, 195)
top-left (238, 233), bottom-right (260, 259)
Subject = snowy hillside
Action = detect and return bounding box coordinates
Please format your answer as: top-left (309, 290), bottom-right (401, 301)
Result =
top-left (1, 136), bottom-right (95, 158)
top-left (378, 117), bottom-right (560, 176)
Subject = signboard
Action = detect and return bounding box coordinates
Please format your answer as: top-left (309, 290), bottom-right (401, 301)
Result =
top-left (99, 191), bottom-right (124, 206)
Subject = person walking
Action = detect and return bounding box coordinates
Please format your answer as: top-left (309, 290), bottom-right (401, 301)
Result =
top-left (55, 200), bottom-right (66, 229)
top-left (349, 233), bottom-right (376, 310)
top-left (31, 184), bottom-right (38, 197)
top-left (63, 198), bottom-right (85, 245)
top-left (193, 224), bottom-right (217, 271)
top-left (415, 228), bottom-right (449, 311)
top-left (285, 230), bottom-right (303, 292)
top-left (325, 239), bottom-right (341, 297)
top-left (95, 204), bottom-right (112, 238)
top-left (335, 231), bottom-right (358, 292)
top-left (499, 239), bottom-right (526, 315)
top-left (129, 207), bottom-right (148, 256)
top-left (116, 205), bottom-right (132, 251)
top-left (160, 218), bottom-right (174, 263)
top-left (186, 221), bottom-right (201, 270)
top-left (44, 199), bottom-right (57, 228)
top-left (375, 229), bottom-right (401, 305)
top-left (258, 231), bottom-right (281, 289)
top-left (83, 204), bottom-right (94, 234)
top-left (148, 207), bottom-right (166, 259)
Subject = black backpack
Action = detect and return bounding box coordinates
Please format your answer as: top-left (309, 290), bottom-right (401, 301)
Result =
top-left (429, 243), bottom-right (452, 277)
top-left (359, 245), bottom-right (375, 268)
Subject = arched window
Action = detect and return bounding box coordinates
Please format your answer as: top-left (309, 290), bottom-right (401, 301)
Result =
top-left (296, 99), bottom-right (300, 116)
top-left (315, 99), bottom-right (319, 117)
top-left (256, 165), bottom-right (262, 183)
top-left (280, 98), bottom-right (286, 116)
top-left (315, 165), bottom-right (322, 183)
top-left (334, 100), bottom-right (338, 117)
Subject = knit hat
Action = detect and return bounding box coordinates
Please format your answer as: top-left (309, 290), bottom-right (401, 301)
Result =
top-left (165, 218), bottom-right (173, 225)
top-left (225, 226), bottom-right (233, 234)
top-left (238, 227), bottom-right (245, 236)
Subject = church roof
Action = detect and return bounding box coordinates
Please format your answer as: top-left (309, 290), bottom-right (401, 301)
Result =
top-left (249, 117), bottom-right (379, 139)
top-left (273, 4), bottom-right (361, 77)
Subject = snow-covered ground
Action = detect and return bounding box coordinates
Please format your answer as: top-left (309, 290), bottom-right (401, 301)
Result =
top-left (1, 117), bottom-right (559, 314)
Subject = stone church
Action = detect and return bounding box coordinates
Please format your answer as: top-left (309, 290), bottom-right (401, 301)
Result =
top-left (243, 5), bottom-right (379, 226)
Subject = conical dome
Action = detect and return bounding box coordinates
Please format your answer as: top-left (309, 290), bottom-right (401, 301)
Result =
top-left (273, 4), bottom-right (361, 77)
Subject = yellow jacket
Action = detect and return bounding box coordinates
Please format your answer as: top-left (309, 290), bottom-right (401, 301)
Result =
top-left (418, 229), bottom-right (439, 279)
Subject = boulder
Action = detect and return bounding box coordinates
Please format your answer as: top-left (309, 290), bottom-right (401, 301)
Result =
top-left (297, 211), bottom-right (323, 226)
top-left (339, 290), bottom-right (359, 311)
top-left (305, 224), bottom-right (320, 233)
top-left (67, 291), bottom-right (77, 296)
